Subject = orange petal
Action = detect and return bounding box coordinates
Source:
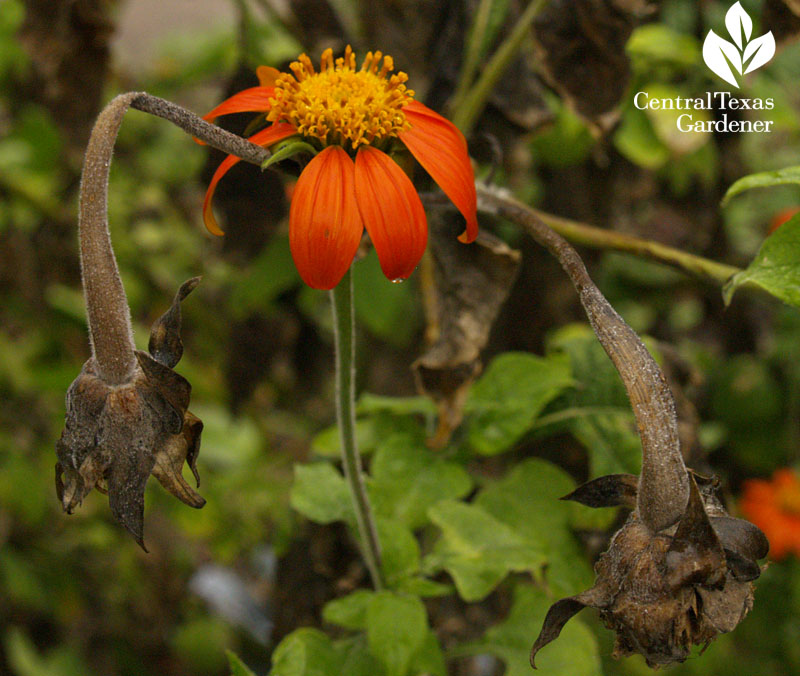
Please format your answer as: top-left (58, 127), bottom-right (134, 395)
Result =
top-left (399, 100), bottom-right (478, 243)
top-left (289, 146), bottom-right (364, 289)
top-left (203, 86), bottom-right (275, 122)
top-left (203, 123), bottom-right (297, 236)
top-left (257, 66), bottom-right (281, 87)
top-left (193, 86), bottom-right (276, 145)
top-left (354, 146), bottom-right (428, 282)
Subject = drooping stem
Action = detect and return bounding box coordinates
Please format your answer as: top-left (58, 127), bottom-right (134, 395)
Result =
top-left (478, 185), bottom-right (690, 533)
top-left (330, 270), bottom-right (384, 589)
top-left (79, 93), bottom-right (275, 385)
top-left (79, 93), bottom-right (139, 384)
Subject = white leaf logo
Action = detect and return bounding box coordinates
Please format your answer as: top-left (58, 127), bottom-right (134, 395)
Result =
top-left (702, 2), bottom-right (775, 87)
top-left (725, 1), bottom-right (752, 48)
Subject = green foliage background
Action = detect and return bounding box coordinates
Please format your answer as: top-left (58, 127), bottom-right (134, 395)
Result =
top-left (2, 0), bottom-right (800, 675)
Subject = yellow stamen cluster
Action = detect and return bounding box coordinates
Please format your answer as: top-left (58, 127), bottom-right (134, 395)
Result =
top-left (267, 46), bottom-right (415, 150)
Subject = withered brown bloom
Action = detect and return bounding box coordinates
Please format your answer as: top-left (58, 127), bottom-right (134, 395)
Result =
top-left (56, 279), bottom-right (205, 550)
top-left (57, 95), bottom-right (209, 550)
top-left (474, 189), bottom-right (768, 670)
top-left (531, 472), bottom-right (769, 668)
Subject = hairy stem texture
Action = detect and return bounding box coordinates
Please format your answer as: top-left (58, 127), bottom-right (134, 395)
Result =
top-left (330, 270), bottom-right (385, 589)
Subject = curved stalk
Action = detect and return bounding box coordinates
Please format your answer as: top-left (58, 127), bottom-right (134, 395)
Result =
top-left (79, 93), bottom-right (139, 384)
top-left (330, 270), bottom-right (385, 589)
top-left (478, 185), bottom-right (689, 533)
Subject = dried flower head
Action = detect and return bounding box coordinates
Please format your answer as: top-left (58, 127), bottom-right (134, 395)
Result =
top-left (531, 471), bottom-right (769, 668)
top-left (56, 279), bottom-right (204, 550)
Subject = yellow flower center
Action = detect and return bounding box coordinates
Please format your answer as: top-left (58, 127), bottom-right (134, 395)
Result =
top-left (267, 46), bottom-right (415, 151)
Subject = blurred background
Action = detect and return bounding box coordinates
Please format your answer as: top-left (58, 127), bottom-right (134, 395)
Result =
top-left (2, 0), bottom-right (800, 674)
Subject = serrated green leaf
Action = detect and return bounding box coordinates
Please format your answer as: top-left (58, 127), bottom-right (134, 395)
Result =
top-left (369, 435), bottom-right (472, 530)
top-left (457, 584), bottom-right (602, 676)
top-left (475, 459), bottom-right (594, 597)
top-left (366, 591), bottom-right (428, 676)
top-left (226, 650), bottom-right (256, 676)
top-left (723, 215), bottom-right (800, 308)
top-left (270, 628), bottom-right (344, 676)
top-left (722, 165), bottom-right (800, 206)
top-left (322, 590), bottom-right (374, 631)
top-left (426, 500), bottom-right (547, 601)
top-left (465, 352), bottom-right (573, 455)
top-left (290, 463), bottom-right (354, 525)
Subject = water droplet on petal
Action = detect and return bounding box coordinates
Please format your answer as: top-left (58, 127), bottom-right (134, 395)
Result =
top-left (390, 278), bottom-right (405, 284)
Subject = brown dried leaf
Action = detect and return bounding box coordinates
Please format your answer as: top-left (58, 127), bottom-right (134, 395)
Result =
top-left (561, 473), bottom-right (638, 508)
top-left (413, 211), bottom-right (520, 447)
top-left (665, 477), bottom-right (726, 590)
top-left (532, 0), bottom-right (652, 124)
top-left (148, 276), bottom-right (200, 368)
top-left (530, 585), bottom-right (612, 668)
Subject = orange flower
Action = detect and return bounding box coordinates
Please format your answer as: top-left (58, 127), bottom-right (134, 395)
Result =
top-left (740, 468), bottom-right (800, 559)
top-left (202, 46), bottom-right (478, 289)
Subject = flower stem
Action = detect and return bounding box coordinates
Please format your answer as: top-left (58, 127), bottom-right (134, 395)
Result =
top-left (479, 186), bottom-right (689, 532)
top-left (330, 269), bottom-right (384, 589)
top-left (450, 0), bottom-right (547, 136)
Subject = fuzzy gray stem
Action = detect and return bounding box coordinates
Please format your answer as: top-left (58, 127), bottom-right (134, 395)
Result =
top-left (128, 93), bottom-right (271, 165)
top-left (79, 93), bottom-right (139, 384)
top-left (79, 92), bottom-right (274, 385)
top-left (477, 186), bottom-right (689, 533)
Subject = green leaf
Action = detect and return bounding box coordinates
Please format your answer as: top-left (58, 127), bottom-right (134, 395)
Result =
top-left (722, 165), bottom-right (800, 206)
top-left (626, 24), bottom-right (701, 70)
top-left (723, 214), bottom-right (800, 308)
top-left (226, 650), bottom-right (256, 676)
top-left (337, 637), bottom-right (386, 676)
top-left (290, 463), bottom-right (354, 525)
top-left (426, 500), bottom-right (547, 601)
top-left (458, 584), bottom-right (602, 676)
top-left (270, 628), bottom-right (344, 676)
top-left (357, 392), bottom-right (437, 417)
top-left (466, 352), bottom-right (573, 455)
top-left (323, 590), bottom-right (374, 631)
top-left (391, 576), bottom-right (453, 598)
top-left (366, 591), bottom-right (428, 676)
top-left (377, 517), bottom-right (421, 585)
top-left (311, 411), bottom-right (424, 459)
top-left (261, 140), bottom-right (316, 170)
top-left (408, 630), bottom-right (446, 676)
top-left (614, 104), bottom-right (669, 170)
top-left (476, 459), bottom-right (594, 597)
top-left (369, 435), bottom-right (473, 530)
top-left (544, 324), bottom-right (643, 476)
